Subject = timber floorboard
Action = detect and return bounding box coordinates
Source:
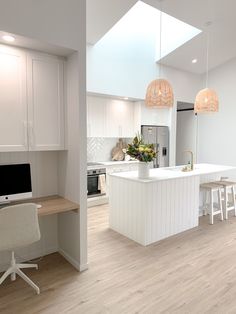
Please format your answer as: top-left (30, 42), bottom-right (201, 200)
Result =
top-left (1, 204), bottom-right (236, 313)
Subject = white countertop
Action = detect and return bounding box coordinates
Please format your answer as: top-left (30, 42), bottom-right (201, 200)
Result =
top-left (87, 160), bottom-right (138, 170)
top-left (100, 160), bottom-right (138, 166)
top-left (110, 163), bottom-right (236, 183)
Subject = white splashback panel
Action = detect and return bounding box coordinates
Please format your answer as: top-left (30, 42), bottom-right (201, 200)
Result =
top-left (87, 137), bottom-right (132, 162)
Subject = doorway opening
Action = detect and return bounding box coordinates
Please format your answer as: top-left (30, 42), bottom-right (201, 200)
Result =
top-left (176, 101), bottom-right (198, 166)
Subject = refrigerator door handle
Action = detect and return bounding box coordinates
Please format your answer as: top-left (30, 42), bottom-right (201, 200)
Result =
top-left (154, 143), bottom-right (159, 168)
top-left (162, 147), bottom-right (167, 156)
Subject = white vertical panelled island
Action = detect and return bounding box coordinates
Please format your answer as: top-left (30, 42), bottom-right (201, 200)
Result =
top-left (109, 164), bottom-right (235, 246)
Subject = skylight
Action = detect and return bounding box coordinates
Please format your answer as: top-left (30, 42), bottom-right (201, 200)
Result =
top-left (95, 1), bottom-right (201, 62)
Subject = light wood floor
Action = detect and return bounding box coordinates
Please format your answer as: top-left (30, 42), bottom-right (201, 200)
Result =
top-left (1, 205), bottom-right (236, 313)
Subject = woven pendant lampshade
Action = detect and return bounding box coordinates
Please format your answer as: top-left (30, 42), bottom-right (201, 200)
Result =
top-left (145, 1), bottom-right (174, 109)
top-left (145, 78), bottom-right (174, 108)
top-left (194, 88), bottom-right (219, 113)
top-left (194, 21), bottom-right (219, 113)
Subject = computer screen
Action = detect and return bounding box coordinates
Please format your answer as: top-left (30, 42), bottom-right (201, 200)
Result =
top-left (0, 163), bottom-right (32, 203)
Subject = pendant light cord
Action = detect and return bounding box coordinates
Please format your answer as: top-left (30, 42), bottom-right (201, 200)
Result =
top-left (196, 113), bottom-right (199, 163)
top-left (159, 0), bottom-right (163, 78)
top-left (206, 30), bottom-right (209, 88)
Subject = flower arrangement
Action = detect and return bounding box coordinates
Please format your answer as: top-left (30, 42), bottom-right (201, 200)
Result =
top-left (126, 134), bottom-right (157, 163)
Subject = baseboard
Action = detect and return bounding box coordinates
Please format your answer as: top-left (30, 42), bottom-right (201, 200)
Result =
top-left (59, 248), bottom-right (88, 272)
top-left (79, 263), bottom-right (89, 272)
top-left (87, 195), bottom-right (109, 208)
top-left (0, 248), bottom-right (88, 273)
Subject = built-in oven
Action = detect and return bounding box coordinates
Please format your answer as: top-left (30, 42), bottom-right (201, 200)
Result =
top-left (87, 168), bottom-right (106, 198)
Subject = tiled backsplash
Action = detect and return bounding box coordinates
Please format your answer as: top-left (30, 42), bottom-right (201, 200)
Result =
top-left (87, 137), bottom-right (132, 162)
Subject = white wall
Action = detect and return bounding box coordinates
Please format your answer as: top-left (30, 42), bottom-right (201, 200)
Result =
top-left (87, 38), bottom-right (156, 99)
top-left (0, 1), bottom-right (87, 270)
top-left (0, 151), bottom-right (59, 272)
top-left (58, 53), bottom-right (81, 269)
top-left (0, 152), bottom-right (58, 197)
top-left (176, 111), bottom-right (197, 165)
top-left (198, 57), bottom-right (236, 166)
top-left (161, 66), bottom-right (202, 165)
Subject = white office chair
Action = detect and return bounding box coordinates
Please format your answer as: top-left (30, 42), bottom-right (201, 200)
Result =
top-left (0, 203), bottom-right (41, 294)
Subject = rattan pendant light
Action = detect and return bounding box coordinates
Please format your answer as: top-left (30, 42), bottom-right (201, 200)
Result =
top-left (194, 22), bottom-right (219, 113)
top-left (145, 0), bottom-right (174, 108)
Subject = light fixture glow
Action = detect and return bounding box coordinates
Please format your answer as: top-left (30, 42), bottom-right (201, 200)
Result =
top-left (146, 79), bottom-right (174, 108)
top-left (192, 58), bottom-right (198, 64)
top-left (195, 88), bottom-right (218, 113)
top-left (2, 35), bottom-right (15, 42)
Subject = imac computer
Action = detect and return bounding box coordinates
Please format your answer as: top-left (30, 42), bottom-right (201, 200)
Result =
top-left (0, 163), bottom-right (32, 204)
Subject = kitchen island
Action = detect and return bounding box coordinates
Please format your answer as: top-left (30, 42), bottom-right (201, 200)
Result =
top-left (109, 164), bottom-right (235, 246)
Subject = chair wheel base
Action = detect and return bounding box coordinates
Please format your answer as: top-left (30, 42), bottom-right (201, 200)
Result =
top-left (0, 252), bottom-right (40, 294)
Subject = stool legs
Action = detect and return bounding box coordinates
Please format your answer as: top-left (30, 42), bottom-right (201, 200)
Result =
top-left (224, 187), bottom-right (228, 220)
top-left (210, 190), bottom-right (214, 225)
top-left (222, 185), bottom-right (236, 219)
top-left (203, 189), bottom-right (208, 216)
top-left (218, 188), bottom-right (223, 221)
top-left (232, 185), bottom-right (236, 216)
top-left (201, 186), bottom-right (224, 225)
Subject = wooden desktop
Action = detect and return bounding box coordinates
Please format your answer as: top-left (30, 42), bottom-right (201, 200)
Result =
top-left (13, 195), bottom-right (79, 216)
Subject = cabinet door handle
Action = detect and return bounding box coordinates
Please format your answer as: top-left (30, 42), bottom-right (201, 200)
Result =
top-left (88, 123), bottom-right (91, 137)
top-left (23, 121), bottom-right (28, 149)
top-left (119, 125), bottom-right (122, 137)
top-left (29, 121), bottom-right (34, 149)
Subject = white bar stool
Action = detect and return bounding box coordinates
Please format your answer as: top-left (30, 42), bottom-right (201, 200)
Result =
top-left (213, 180), bottom-right (236, 219)
top-left (200, 182), bottom-right (224, 224)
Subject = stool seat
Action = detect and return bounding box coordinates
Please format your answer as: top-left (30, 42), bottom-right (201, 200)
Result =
top-left (200, 182), bottom-right (224, 189)
top-left (213, 180), bottom-right (236, 186)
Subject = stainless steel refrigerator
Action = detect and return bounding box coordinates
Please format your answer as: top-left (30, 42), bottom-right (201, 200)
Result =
top-left (141, 125), bottom-right (169, 168)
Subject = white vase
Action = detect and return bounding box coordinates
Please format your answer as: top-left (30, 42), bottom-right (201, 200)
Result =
top-left (138, 162), bottom-right (150, 179)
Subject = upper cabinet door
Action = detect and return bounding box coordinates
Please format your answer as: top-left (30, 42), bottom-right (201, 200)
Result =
top-left (87, 96), bottom-right (106, 137)
top-left (106, 99), bottom-right (123, 138)
top-left (121, 101), bottom-right (135, 138)
top-left (106, 99), bottom-right (135, 138)
top-left (0, 45), bottom-right (28, 151)
top-left (27, 52), bottom-right (65, 151)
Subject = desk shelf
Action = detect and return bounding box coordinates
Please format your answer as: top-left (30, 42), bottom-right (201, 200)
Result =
top-left (14, 195), bottom-right (79, 216)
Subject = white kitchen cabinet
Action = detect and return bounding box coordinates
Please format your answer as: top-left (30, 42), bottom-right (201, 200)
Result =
top-left (0, 45), bottom-right (28, 151)
top-left (120, 100), bottom-right (135, 137)
top-left (87, 162), bottom-right (138, 207)
top-left (87, 95), bottom-right (106, 137)
top-left (106, 99), bottom-right (135, 138)
top-left (106, 99), bottom-right (121, 137)
top-left (27, 52), bottom-right (65, 150)
top-left (87, 95), bottom-right (135, 138)
top-left (0, 45), bottom-right (65, 152)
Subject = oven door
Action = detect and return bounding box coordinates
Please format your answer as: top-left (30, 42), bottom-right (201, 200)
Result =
top-left (87, 174), bottom-right (101, 198)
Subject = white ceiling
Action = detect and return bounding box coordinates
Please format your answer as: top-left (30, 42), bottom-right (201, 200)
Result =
top-left (87, 0), bottom-right (236, 74)
top-left (87, 0), bottom-right (137, 45)
top-left (0, 31), bottom-right (74, 57)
